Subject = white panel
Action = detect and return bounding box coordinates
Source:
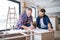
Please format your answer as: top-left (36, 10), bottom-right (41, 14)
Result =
top-left (34, 34), bottom-right (41, 40)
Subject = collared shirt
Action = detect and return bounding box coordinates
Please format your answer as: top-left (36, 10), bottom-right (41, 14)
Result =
top-left (16, 12), bottom-right (33, 29)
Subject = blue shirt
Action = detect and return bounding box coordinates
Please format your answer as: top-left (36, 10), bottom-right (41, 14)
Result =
top-left (36, 15), bottom-right (52, 29)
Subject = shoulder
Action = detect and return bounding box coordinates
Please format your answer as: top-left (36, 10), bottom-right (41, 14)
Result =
top-left (20, 13), bottom-right (27, 18)
top-left (19, 13), bottom-right (27, 19)
top-left (44, 15), bottom-right (48, 17)
top-left (44, 15), bottom-right (49, 18)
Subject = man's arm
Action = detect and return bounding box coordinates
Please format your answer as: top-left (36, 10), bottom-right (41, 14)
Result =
top-left (48, 23), bottom-right (52, 29)
top-left (22, 22), bottom-right (35, 30)
top-left (16, 14), bottom-right (28, 29)
top-left (22, 26), bottom-right (28, 30)
top-left (30, 22), bottom-right (35, 29)
top-left (16, 20), bottom-right (29, 30)
top-left (46, 16), bottom-right (54, 32)
top-left (48, 23), bottom-right (54, 32)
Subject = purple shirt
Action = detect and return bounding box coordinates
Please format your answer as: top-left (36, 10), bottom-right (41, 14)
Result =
top-left (16, 13), bottom-right (33, 29)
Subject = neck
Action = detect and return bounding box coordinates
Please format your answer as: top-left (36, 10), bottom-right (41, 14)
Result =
top-left (40, 17), bottom-right (43, 18)
top-left (39, 16), bottom-right (43, 18)
top-left (26, 13), bottom-right (30, 17)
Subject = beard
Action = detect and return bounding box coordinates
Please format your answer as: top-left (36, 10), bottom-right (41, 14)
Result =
top-left (39, 15), bottom-right (43, 18)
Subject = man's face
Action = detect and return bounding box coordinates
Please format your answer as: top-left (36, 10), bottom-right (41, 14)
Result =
top-left (38, 11), bottom-right (45, 17)
top-left (27, 10), bottom-right (32, 16)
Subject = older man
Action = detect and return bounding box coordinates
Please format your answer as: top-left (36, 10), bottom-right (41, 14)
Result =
top-left (16, 8), bottom-right (34, 30)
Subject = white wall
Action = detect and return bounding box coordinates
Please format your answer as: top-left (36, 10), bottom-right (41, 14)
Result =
top-left (45, 6), bottom-right (60, 18)
top-left (45, 6), bottom-right (60, 13)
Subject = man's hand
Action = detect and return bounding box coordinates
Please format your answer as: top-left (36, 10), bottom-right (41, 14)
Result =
top-left (29, 22), bottom-right (35, 30)
top-left (29, 26), bottom-right (35, 30)
top-left (48, 28), bottom-right (55, 32)
top-left (22, 26), bottom-right (28, 30)
top-left (48, 23), bottom-right (55, 32)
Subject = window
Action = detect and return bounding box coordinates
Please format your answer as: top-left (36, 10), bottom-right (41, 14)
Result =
top-left (0, 0), bottom-right (20, 30)
top-left (31, 7), bottom-right (36, 21)
top-left (31, 7), bottom-right (36, 18)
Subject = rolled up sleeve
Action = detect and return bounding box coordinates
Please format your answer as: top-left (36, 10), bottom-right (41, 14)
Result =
top-left (46, 16), bottom-right (51, 25)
